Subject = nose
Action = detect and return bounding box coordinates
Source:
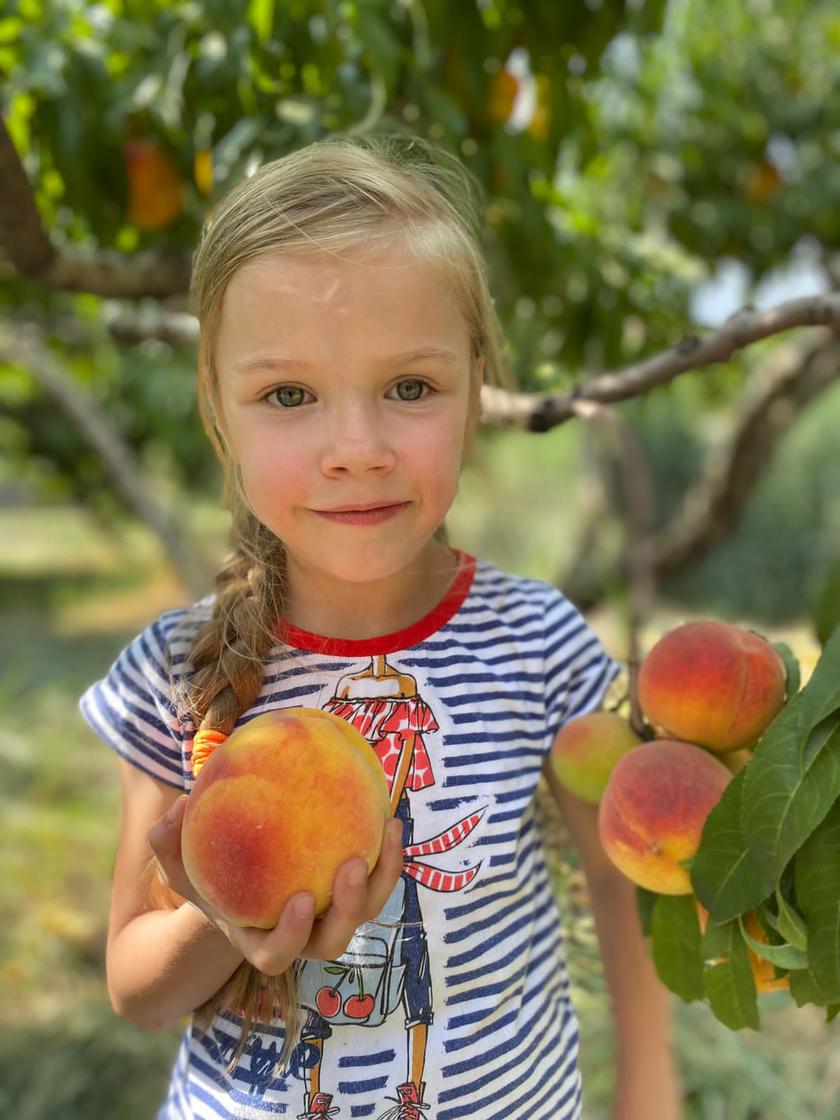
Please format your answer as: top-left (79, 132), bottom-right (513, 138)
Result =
top-left (319, 397), bottom-right (397, 476)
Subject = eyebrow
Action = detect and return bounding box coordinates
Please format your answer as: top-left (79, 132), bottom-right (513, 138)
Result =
top-left (233, 347), bottom-right (460, 378)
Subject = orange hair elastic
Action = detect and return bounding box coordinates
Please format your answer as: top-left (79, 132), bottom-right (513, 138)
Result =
top-left (191, 728), bottom-right (228, 777)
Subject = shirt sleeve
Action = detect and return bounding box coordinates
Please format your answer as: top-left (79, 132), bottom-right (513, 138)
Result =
top-left (78, 613), bottom-right (189, 790)
top-left (542, 588), bottom-right (622, 754)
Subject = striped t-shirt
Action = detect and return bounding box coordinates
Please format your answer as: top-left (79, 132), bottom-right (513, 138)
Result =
top-left (79, 550), bottom-right (619, 1120)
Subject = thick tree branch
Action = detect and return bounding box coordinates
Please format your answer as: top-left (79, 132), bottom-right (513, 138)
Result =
top-left (480, 295), bottom-right (840, 430)
top-left (562, 333), bottom-right (840, 608)
top-left (0, 116), bottom-right (191, 297)
top-left (0, 116), bottom-right (54, 276)
top-left (652, 333), bottom-right (840, 576)
top-left (0, 325), bottom-right (209, 600)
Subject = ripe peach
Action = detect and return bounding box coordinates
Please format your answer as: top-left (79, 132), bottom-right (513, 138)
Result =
top-left (181, 708), bottom-right (391, 928)
top-left (637, 620), bottom-right (787, 752)
top-left (550, 711), bottom-right (641, 804)
top-left (598, 739), bottom-right (731, 894)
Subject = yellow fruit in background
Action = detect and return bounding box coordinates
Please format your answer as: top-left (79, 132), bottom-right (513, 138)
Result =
top-left (550, 711), bottom-right (641, 804)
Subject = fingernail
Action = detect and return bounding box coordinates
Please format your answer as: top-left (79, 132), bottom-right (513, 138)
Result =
top-left (347, 861), bottom-right (368, 887)
top-left (294, 893), bottom-right (315, 919)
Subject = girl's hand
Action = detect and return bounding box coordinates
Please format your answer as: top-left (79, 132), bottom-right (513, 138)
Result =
top-left (148, 796), bottom-right (405, 976)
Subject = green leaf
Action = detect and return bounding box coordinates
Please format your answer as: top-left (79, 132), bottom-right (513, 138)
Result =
top-left (701, 918), bottom-right (760, 1031)
top-left (741, 625), bottom-right (840, 879)
top-left (773, 888), bottom-right (809, 951)
top-left (636, 886), bottom-right (658, 937)
top-left (691, 768), bottom-right (774, 922)
top-left (737, 914), bottom-right (808, 970)
top-left (789, 966), bottom-right (830, 1008)
top-left (795, 798), bottom-right (840, 1002)
top-left (650, 894), bottom-right (704, 1002)
top-left (813, 562), bottom-right (840, 644)
top-left (772, 640), bottom-right (800, 699)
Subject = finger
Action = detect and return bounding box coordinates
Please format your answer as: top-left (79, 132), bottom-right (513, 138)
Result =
top-left (364, 818), bottom-right (405, 917)
top-left (299, 855), bottom-right (373, 960)
top-left (237, 892), bottom-right (317, 976)
top-left (147, 796), bottom-right (193, 897)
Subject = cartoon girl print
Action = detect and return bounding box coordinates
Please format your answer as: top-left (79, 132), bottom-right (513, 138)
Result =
top-left (293, 655), bottom-right (487, 1120)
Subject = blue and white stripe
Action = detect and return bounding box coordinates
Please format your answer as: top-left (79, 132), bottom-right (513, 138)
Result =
top-left (80, 557), bottom-right (619, 1120)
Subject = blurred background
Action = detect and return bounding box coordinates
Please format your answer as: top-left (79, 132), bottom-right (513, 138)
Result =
top-left (2, 0), bottom-right (840, 1116)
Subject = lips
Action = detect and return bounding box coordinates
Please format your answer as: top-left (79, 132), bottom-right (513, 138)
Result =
top-left (316, 502), bottom-right (406, 513)
top-left (311, 502), bottom-right (409, 525)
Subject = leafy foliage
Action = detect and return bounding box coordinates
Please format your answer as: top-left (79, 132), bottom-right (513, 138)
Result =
top-left (649, 627), bottom-right (840, 1031)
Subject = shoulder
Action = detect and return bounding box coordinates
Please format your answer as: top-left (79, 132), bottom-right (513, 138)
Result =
top-left (122, 596), bottom-right (216, 682)
top-left (78, 596), bottom-right (217, 790)
top-left (470, 556), bottom-right (584, 628)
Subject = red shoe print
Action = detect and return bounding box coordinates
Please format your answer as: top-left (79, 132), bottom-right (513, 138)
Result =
top-left (376, 1082), bottom-right (430, 1120)
top-left (298, 1092), bottom-right (340, 1119)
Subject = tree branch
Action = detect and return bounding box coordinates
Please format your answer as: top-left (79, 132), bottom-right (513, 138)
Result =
top-left (0, 115), bottom-right (191, 298)
top-left (652, 333), bottom-right (840, 576)
top-left (0, 325), bottom-right (209, 600)
top-left (562, 333), bottom-right (840, 608)
top-left (480, 295), bottom-right (840, 431)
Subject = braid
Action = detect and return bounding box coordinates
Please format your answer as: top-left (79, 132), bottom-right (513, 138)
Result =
top-left (168, 509), bottom-right (302, 1073)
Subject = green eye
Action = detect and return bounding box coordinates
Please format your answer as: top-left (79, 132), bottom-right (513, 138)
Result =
top-left (395, 379), bottom-right (426, 401)
top-left (275, 386), bottom-right (305, 407)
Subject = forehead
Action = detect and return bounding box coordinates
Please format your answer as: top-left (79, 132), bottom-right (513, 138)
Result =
top-left (214, 243), bottom-right (471, 372)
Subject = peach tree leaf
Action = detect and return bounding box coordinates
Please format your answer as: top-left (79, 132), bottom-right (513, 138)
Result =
top-left (741, 626), bottom-right (840, 880)
top-left (794, 798), bottom-right (840, 1002)
top-left (650, 893), bottom-right (704, 1003)
top-left (691, 768), bottom-right (774, 922)
top-left (701, 917), bottom-right (760, 1031)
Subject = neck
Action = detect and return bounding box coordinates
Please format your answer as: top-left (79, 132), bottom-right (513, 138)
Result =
top-left (281, 540), bottom-right (460, 640)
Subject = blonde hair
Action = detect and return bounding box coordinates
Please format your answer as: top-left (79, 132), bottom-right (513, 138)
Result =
top-left (176, 133), bottom-right (513, 1072)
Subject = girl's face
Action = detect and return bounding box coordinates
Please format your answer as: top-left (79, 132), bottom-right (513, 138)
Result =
top-left (213, 241), bottom-right (480, 591)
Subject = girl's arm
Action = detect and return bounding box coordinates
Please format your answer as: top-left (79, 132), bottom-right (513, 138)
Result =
top-left (542, 757), bottom-right (683, 1120)
top-left (107, 757), bottom-right (404, 1031)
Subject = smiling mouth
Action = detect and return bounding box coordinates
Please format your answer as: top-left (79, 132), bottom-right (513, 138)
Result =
top-left (311, 503), bottom-right (410, 523)
top-left (314, 502), bottom-right (408, 513)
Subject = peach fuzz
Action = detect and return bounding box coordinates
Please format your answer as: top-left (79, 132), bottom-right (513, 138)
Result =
top-left (181, 708), bottom-right (391, 928)
top-left (598, 739), bottom-right (731, 895)
top-left (637, 620), bottom-right (787, 752)
top-left (549, 711), bottom-right (641, 805)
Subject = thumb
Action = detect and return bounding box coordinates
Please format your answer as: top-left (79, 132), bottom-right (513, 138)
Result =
top-left (148, 795), bottom-right (191, 896)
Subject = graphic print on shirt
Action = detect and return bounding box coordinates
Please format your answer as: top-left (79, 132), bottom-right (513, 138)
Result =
top-left (289, 653), bottom-right (489, 1120)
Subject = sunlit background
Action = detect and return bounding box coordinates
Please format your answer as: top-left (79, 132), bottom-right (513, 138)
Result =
top-left (2, 1), bottom-right (839, 1116)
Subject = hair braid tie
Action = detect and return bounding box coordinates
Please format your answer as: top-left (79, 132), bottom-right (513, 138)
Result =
top-left (191, 729), bottom-right (228, 777)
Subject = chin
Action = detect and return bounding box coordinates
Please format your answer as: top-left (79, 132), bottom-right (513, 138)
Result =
top-left (290, 535), bottom-right (437, 584)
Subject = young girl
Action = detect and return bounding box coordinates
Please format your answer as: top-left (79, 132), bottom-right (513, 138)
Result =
top-left (79, 134), bottom-right (681, 1120)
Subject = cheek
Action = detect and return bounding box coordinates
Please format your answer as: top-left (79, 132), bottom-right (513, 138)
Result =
top-left (406, 414), bottom-right (466, 493)
top-left (235, 433), bottom-right (307, 511)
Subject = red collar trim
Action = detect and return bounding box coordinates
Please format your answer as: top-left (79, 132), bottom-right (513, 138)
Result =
top-left (274, 550), bottom-right (476, 656)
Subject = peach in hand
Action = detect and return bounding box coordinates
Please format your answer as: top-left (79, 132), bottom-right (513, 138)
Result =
top-left (181, 708), bottom-right (391, 928)
top-left (637, 620), bottom-right (787, 752)
top-left (598, 739), bottom-right (731, 894)
top-left (550, 711), bottom-right (641, 805)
